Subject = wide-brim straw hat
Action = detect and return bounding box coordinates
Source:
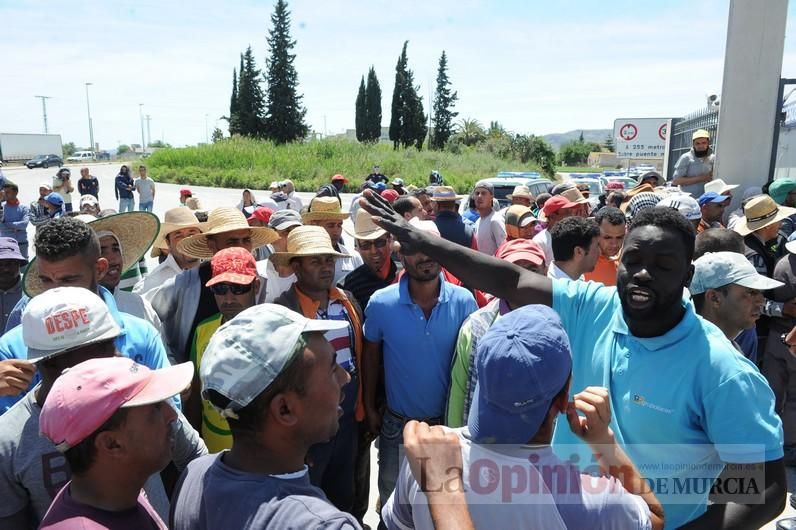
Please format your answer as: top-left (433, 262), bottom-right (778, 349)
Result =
top-left (150, 207), bottom-right (207, 258)
top-left (506, 185), bottom-right (533, 201)
top-left (177, 207), bottom-right (278, 259)
top-left (733, 195), bottom-right (796, 236)
top-left (344, 208), bottom-right (387, 241)
top-left (430, 186), bottom-right (466, 202)
top-left (558, 187), bottom-right (590, 205)
top-left (619, 183), bottom-right (657, 213)
top-left (270, 225), bottom-right (346, 267)
top-left (24, 211), bottom-right (160, 297)
top-left (302, 196), bottom-right (349, 222)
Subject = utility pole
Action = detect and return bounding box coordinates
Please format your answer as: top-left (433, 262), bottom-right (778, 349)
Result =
top-left (139, 104), bottom-right (146, 154)
top-left (85, 83), bottom-right (95, 152)
top-left (145, 115), bottom-right (152, 148)
top-left (34, 95), bottom-right (52, 134)
top-left (205, 114), bottom-right (209, 143)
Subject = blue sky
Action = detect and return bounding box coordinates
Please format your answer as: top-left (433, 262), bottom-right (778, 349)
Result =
top-left (1, 0), bottom-right (795, 149)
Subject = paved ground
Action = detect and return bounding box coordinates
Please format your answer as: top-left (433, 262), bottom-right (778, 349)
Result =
top-left (4, 162), bottom-right (796, 528)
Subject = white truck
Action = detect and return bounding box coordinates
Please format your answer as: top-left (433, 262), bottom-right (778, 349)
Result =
top-left (0, 133), bottom-right (63, 162)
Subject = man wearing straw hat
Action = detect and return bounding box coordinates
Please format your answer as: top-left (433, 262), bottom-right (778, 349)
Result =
top-left (431, 186), bottom-right (475, 248)
top-left (148, 207), bottom-right (277, 364)
top-left (302, 196), bottom-right (363, 284)
top-left (134, 208), bottom-right (204, 296)
top-left (271, 226), bottom-right (365, 516)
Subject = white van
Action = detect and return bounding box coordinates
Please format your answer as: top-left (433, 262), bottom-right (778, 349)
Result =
top-left (66, 151), bottom-right (95, 162)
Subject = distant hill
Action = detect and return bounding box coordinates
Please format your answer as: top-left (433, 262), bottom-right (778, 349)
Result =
top-left (542, 129), bottom-right (612, 151)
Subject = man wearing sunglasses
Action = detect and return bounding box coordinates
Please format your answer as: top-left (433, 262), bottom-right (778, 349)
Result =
top-left (187, 247), bottom-right (260, 453)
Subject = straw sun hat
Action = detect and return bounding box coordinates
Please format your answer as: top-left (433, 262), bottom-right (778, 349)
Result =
top-left (150, 207), bottom-right (207, 258)
top-left (733, 195), bottom-right (796, 236)
top-left (177, 207), bottom-right (278, 259)
top-left (270, 226), bottom-right (346, 267)
top-left (343, 208), bottom-right (386, 241)
top-left (24, 211), bottom-right (160, 297)
top-left (301, 196), bottom-right (349, 223)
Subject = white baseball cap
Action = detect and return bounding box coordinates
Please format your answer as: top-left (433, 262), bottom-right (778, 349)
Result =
top-left (690, 252), bottom-right (784, 295)
top-left (657, 193), bottom-right (702, 221)
top-left (23, 287), bottom-right (121, 362)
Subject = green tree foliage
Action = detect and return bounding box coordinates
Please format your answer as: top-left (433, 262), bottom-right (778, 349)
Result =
top-left (211, 128), bottom-right (224, 143)
top-left (237, 46), bottom-right (267, 137)
top-left (62, 142), bottom-right (77, 156)
top-left (389, 41), bottom-right (426, 150)
top-left (263, 0), bottom-right (308, 143)
top-left (148, 140), bottom-right (172, 149)
top-left (603, 133), bottom-right (615, 152)
top-left (578, 130), bottom-right (584, 143)
top-left (488, 121), bottom-right (507, 139)
top-left (355, 76), bottom-right (367, 142)
top-left (559, 139), bottom-right (601, 165)
top-left (228, 67), bottom-right (241, 135)
top-left (430, 51), bottom-right (458, 150)
top-left (454, 118), bottom-right (486, 146)
top-left (365, 66), bottom-right (382, 142)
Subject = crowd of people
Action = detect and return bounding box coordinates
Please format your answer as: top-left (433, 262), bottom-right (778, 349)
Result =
top-left (0, 129), bottom-right (794, 529)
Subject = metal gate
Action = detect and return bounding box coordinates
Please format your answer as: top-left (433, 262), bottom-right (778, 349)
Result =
top-left (665, 107), bottom-right (719, 180)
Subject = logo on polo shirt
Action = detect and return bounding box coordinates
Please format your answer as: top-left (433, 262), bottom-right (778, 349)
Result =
top-left (44, 309), bottom-right (90, 335)
top-left (632, 394), bottom-right (673, 414)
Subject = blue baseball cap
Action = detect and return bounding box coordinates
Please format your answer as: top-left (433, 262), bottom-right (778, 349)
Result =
top-left (374, 182), bottom-right (387, 192)
top-left (44, 192), bottom-right (64, 207)
top-left (468, 305), bottom-right (572, 444)
top-left (697, 191), bottom-right (730, 207)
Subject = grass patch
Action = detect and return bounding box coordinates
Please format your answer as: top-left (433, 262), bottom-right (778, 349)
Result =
top-left (145, 136), bottom-right (545, 193)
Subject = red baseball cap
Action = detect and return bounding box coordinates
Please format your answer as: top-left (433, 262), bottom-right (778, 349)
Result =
top-left (541, 195), bottom-right (578, 219)
top-left (180, 187), bottom-right (192, 196)
top-left (496, 239), bottom-right (545, 267)
top-left (380, 189), bottom-right (400, 203)
top-left (206, 247), bottom-right (258, 287)
top-left (247, 207), bottom-right (274, 226)
top-left (331, 174), bottom-right (348, 184)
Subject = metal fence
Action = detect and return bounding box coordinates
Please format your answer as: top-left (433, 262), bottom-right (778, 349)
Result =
top-left (665, 106), bottom-right (719, 180)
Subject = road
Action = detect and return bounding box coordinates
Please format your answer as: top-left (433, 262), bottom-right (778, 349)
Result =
top-left (4, 163), bottom-right (796, 529)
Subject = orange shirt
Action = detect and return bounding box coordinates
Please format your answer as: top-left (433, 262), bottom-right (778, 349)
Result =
top-left (584, 254), bottom-right (619, 286)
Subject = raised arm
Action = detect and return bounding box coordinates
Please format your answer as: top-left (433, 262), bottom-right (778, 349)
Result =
top-left (360, 191), bottom-right (552, 308)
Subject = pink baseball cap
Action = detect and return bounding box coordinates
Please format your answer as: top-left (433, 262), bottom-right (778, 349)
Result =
top-left (380, 189), bottom-right (400, 203)
top-left (40, 357), bottom-right (193, 452)
top-left (495, 239), bottom-right (546, 267)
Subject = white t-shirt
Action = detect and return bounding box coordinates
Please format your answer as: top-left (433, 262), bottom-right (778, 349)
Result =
top-left (474, 211), bottom-right (506, 256)
top-left (262, 259), bottom-right (296, 303)
top-left (382, 427), bottom-right (651, 530)
top-left (532, 229), bottom-right (554, 267)
top-left (135, 178), bottom-right (156, 203)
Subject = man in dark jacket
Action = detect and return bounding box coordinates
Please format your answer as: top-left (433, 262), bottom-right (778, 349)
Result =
top-left (432, 186), bottom-right (474, 248)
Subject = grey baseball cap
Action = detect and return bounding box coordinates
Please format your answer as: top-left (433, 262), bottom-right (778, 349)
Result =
top-left (268, 209), bottom-right (302, 231)
top-left (200, 304), bottom-right (347, 418)
top-left (690, 252), bottom-right (783, 295)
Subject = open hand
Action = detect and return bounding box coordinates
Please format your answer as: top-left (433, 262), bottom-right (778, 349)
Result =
top-left (359, 190), bottom-right (424, 255)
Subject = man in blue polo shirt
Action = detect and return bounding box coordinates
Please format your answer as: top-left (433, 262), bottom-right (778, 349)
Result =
top-left (0, 217), bottom-right (171, 414)
top-left (361, 193), bottom-right (786, 530)
top-left (362, 219), bottom-right (477, 514)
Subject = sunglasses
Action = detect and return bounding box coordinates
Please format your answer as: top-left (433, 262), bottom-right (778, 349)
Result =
top-left (210, 283), bottom-right (254, 295)
top-left (357, 238), bottom-right (389, 251)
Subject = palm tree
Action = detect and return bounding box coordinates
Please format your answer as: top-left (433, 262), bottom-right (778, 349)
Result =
top-left (457, 118), bottom-right (486, 146)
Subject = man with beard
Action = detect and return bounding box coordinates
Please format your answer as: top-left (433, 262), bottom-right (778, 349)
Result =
top-left (272, 226), bottom-right (365, 518)
top-left (472, 181), bottom-right (506, 255)
top-left (360, 192), bottom-right (786, 530)
top-left (187, 248), bottom-right (261, 452)
top-left (362, 218), bottom-right (477, 516)
top-left (672, 129), bottom-right (715, 197)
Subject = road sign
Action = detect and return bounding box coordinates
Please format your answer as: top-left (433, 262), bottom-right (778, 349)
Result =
top-left (613, 118), bottom-right (671, 159)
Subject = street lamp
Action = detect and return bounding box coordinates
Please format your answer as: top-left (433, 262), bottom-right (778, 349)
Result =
top-left (85, 83), bottom-right (94, 152)
top-left (139, 104), bottom-right (146, 155)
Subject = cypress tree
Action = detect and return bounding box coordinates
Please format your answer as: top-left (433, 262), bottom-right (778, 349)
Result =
top-left (237, 46), bottom-right (267, 137)
top-left (389, 42), bottom-right (409, 150)
top-left (365, 66), bottom-right (382, 142)
top-left (263, 0), bottom-right (308, 144)
top-left (228, 67), bottom-right (240, 135)
top-left (355, 76), bottom-right (366, 142)
top-left (430, 51), bottom-right (458, 150)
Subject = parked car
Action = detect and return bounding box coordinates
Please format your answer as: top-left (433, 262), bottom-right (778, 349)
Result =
top-left (66, 151), bottom-right (95, 162)
top-left (458, 173), bottom-right (553, 216)
top-left (25, 154), bottom-right (63, 169)
top-left (600, 175), bottom-right (637, 190)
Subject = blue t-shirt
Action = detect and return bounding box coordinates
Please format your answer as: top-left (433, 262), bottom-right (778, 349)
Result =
top-left (0, 286), bottom-right (172, 414)
top-left (550, 279), bottom-right (783, 529)
top-left (364, 273), bottom-right (477, 418)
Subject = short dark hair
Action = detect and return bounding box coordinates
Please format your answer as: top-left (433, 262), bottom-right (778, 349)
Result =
top-left (34, 217), bottom-right (100, 262)
top-left (694, 228), bottom-right (745, 259)
top-left (594, 207), bottom-right (626, 227)
top-left (394, 196), bottom-right (418, 217)
top-left (692, 285), bottom-right (730, 313)
top-left (64, 408), bottom-right (129, 474)
top-left (535, 193), bottom-right (551, 208)
top-left (628, 208), bottom-right (696, 263)
top-left (550, 217), bottom-right (600, 262)
top-left (410, 189), bottom-right (429, 199)
top-left (206, 339), bottom-right (310, 438)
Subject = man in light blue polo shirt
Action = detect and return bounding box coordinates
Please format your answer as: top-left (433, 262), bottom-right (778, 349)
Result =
top-left (360, 192), bottom-right (786, 530)
top-left (362, 219), bottom-right (477, 514)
